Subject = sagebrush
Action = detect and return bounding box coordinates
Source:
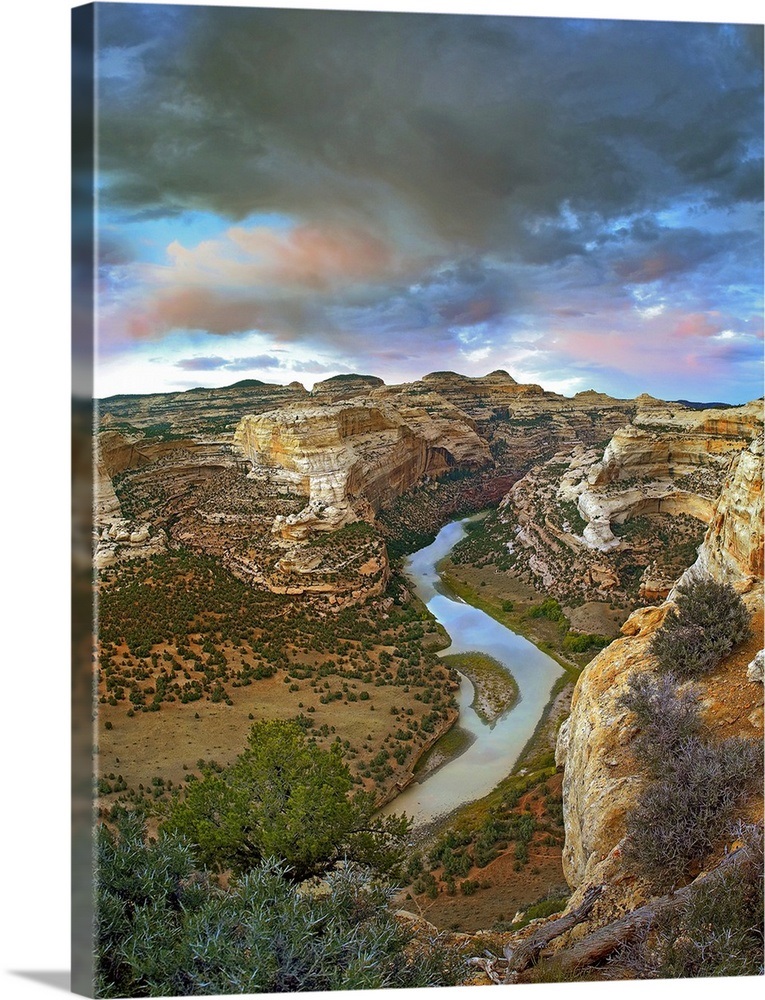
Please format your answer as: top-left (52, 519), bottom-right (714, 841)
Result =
top-left (619, 671), bottom-right (761, 890)
top-left (650, 577), bottom-right (751, 678)
top-left (96, 814), bottom-right (465, 997)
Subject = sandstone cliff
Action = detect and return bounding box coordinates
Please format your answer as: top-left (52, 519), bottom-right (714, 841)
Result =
top-left (233, 397), bottom-right (491, 540)
top-left (556, 424), bottom-right (764, 927)
top-left (676, 433), bottom-right (764, 593)
top-left (496, 399), bottom-right (760, 609)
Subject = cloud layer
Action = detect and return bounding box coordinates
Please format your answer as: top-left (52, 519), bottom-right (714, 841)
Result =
top-left (95, 7), bottom-right (763, 401)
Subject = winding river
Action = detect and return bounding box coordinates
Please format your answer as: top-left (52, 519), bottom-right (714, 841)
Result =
top-left (379, 516), bottom-right (563, 827)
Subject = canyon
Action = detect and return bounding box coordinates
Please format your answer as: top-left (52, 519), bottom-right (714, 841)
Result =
top-left (94, 369), bottom-right (763, 972)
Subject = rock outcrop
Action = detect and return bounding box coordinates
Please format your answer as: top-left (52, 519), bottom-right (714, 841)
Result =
top-left (747, 650), bottom-right (764, 684)
top-left (95, 518), bottom-right (167, 568)
top-left (233, 397), bottom-right (491, 540)
top-left (310, 373), bottom-right (384, 401)
top-left (675, 433), bottom-right (764, 594)
top-left (556, 424), bottom-right (764, 920)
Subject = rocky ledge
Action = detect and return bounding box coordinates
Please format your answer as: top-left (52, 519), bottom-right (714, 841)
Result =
top-left (233, 396), bottom-right (491, 540)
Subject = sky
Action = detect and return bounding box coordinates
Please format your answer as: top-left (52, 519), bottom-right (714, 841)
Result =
top-left (88, 2), bottom-right (764, 402)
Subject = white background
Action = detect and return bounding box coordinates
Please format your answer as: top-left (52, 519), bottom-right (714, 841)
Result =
top-left (1, 1), bottom-right (762, 998)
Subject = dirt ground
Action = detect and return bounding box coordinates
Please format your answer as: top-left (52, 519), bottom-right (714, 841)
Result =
top-left (564, 600), bottom-right (630, 637)
top-left (97, 665), bottom-right (455, 810)
top-left (401, 774), bottom-right (567, 932)
top-left (703, 606), bottom-right (764, 829)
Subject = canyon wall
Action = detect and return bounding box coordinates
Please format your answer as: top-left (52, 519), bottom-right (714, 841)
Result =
top-left (557, 426), bottom-right (764, 920)
top-left (676, 434), bottom-right (764, 592)
top-left (233, 397), bottom-right (491, 539)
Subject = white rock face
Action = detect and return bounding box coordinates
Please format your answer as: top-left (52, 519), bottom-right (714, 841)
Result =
top-left (95, 520), bottom-right (167, 569)
top-left (234, 397), bottom-right (491, 538)
top-left (747, 650), bottom-right (764, 684)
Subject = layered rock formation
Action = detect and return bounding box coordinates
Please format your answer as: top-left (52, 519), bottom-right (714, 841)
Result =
top-left (675, 433), bottom-right (764, 593)
top-left (309, 373), bottom-right (384, 401)
top-left (233, 397), bottom-right (491, 540)
top-left (496, 398), bottom-right (761, 607)
top-left (96, 372), bottom-right (761, 616)
top-left (556, 423), bottom-right (764, 923)
top-left (98, 378), bottom-right (308, 437)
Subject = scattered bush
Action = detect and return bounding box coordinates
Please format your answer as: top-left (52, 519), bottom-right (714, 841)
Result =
top-left (618, 671), bottom-right (701, 768)
top-left (620, 669), bottom-right (762, 890)
top-left (650, 577), bottom-right (751, 678)
top-left (529, 598), bottom-right (566, 623)
top-left (624, 735), bottom-right (761, 889)
top-left (96, 815), bottom-right (465, 997)
top-left (653, 822), bottom-right (764, 978)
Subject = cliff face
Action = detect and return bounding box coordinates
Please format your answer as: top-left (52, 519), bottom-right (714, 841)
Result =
top-left (676, 434), bottom-right (764, 592)
top-left (233, 397), bottom-right (491, 539)
top-left (496, 400), bottom-right (760, 609)
top-left (557, 426), bottom-right (764, 917)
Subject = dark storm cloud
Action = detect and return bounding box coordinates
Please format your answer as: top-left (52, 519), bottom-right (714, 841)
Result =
top-left (97, 8), bottom-right (762, 244)
top-left (95, 6), bottom-right (763, 402)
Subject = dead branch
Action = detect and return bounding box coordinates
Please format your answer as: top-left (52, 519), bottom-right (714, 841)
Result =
top-left (533, 844), bottom-right (752, 976)
top-left (505, 884), bottom-right (603, 975)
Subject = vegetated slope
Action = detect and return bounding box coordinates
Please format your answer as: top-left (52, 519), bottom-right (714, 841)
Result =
top-left (520, 432), bottom-right (765, 979)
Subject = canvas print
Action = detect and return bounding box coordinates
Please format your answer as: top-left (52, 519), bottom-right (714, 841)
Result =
top-left (73, 2), bottom-right (764, 995)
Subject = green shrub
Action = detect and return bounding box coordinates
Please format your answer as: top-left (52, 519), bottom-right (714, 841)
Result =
top-left (529, 598), bottom-right (565, 623)
top-left (163, 719), bottom-right (409, 881)
top-left (650, 578), bottom-right (751, 678)
top-left (96, 816), bottom-right (465, 997)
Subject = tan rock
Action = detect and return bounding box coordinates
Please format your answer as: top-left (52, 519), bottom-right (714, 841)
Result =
top-left (675, 433), bottom-right (764, 593)
top-left (233, 397), bottom-right (491, 538)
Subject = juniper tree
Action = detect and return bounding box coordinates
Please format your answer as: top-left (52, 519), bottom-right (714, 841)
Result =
top-left (163, 718), bottom-right (410, 880)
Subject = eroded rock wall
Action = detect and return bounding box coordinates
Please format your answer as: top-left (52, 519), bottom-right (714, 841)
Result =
top-left (233, 397), bottom-right (491, 539)
top-left (676, 433), bottom-right (764, 593)
top-left (557, 425), bottom-right (764, 918)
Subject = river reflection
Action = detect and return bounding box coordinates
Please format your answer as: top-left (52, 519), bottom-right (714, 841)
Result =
top-left (378, 516), bottom-right (563, 827)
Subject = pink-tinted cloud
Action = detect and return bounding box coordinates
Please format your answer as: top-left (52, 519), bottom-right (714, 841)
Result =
top-left (228, 224), bottom-right (394, 289)
top-left (126, 288), bottom-right (268, 339)
top-left (156, 223), bottom-right (396, 293)
top-left (669, 312), bottom-right (725, 340)
top-left (547, 302), bottom-right (760, 382)
top-left (117, 221), bottom-right (401, 341)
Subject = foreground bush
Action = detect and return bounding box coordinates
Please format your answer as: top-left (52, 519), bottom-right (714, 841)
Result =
top-left (650, 577), bottom-right (751, 678)
top-left (653, 823), bottom-right (764, 978)
top-left (96, 815), bottom-right (464, 997)
top-left (619, 671), bottom-right (761, 890)
top-left (163, 719), bottom-right (410, 881)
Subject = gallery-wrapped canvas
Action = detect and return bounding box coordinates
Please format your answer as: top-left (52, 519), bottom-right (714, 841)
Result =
top-left (72, 2), bottom-right (764, 997)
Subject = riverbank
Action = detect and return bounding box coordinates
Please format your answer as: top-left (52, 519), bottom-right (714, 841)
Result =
top-left (376, 516), bottom-right (564, 828)
top-left (441, 651), bottom-right (519, 725)
top-left (394, 669), bottom-right (574, 931)
top-left (439, 562), bottom-right (583, 679)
